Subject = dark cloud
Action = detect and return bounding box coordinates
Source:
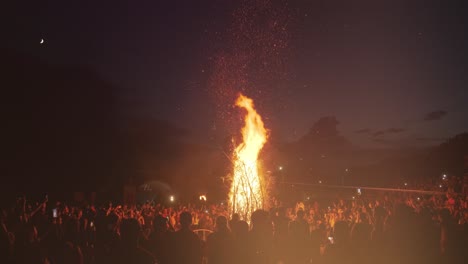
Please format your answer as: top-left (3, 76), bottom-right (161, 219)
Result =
top-left (372, 128), bottom-right (406, 137)
top-left (424, 110), bottom-right (447, 121)
top-left (373, 130), bottom-right (386, 137)
top-left (372, 138), bottom-right (395, 146)
top-left (373, 135), bottom-right (448, 147)
top-left (386, 128), bottom-right (406, 133)
top-left (372, 137), bottom-right (414, 147)
top-left (355, 128), bottom-right (371, 134)
top-left (415, 137), bottom-right (447, 142)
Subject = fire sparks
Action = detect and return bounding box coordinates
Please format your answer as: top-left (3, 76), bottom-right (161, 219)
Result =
top-left (229, 94), bottom-right (268, 221)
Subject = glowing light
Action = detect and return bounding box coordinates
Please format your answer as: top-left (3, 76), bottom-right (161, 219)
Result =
top-left (40, 38), bottom-right (44, 44)
top-left (318, 180), bottom-right (322, 184)
top-left (278, 166), bottom-right (283, 171)
top-left (199, 195), bottom-right (207, 201)
top-left (404, 182), bottom-right (408, 186)
top-left (169, 195), bottom-right (174, 202)
top-left (229, 94), bottom-right (268, 222)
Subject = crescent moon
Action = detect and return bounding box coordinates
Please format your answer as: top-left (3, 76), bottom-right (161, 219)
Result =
top-left (40, 39), bottom-right (44, 44)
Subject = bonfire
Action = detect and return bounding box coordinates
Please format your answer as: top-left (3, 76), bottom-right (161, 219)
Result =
top-left (229, 94), bottom-right (268, 222)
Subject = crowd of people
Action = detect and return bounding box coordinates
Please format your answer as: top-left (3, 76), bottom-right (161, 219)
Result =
top-left (1, 182), bottom-right (467, 264)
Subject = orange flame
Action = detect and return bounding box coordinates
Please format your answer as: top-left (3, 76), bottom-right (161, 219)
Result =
top-left (229, 94), bottom-right (268, 221)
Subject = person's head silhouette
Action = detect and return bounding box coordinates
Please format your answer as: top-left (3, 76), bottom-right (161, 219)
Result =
top-left (251, 209), bottom-right (270, 233)
top-left (179, 211), bottom-right (192, 229)
top-left (231, 213), bottom-right (240, 222)
top-left (296, 209), bottom-right (305, 219)
top-left (120, 218), bottom-right (140, 246)
top-left (154, 214), bottom-right (169, 232)
top-left (215, 215), bottom-right (229, 231)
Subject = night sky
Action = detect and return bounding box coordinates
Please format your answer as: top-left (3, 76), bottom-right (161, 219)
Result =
top-left (6, 0), bottom-right (468, 148)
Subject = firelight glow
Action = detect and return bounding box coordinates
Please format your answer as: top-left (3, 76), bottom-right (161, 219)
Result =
top-left (229, 94), bottom-right (268, 222)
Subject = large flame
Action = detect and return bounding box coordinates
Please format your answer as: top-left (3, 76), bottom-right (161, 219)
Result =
top-left (229, 94), bottom-right (268, 221)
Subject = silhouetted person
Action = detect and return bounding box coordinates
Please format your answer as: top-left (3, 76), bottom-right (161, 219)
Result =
top-left (288, 209), bottom-right (310, 263)
top-left (115, 218), bottom-right (154, 264)
top-left (247, 210), bottom-right (272, 264)
top-left (232, 220), bottom-right (249, 263)
top-left (370, 206), bottom-right (387, 263)
top-left (272, 207), bottom-right (289, 263)
top-left (385, 204), bottom-right (419, 264)
top-left (172, 211), bottom-right (202, 264)
top-left (206, 215), bottom-right (234, 264)
top-left (94, 213), bottom-right (120, 264)
top-left (310, 222), bottom-right (326, 263)
top-left (322, 221), bottom-right (350, 264)
top-left (371, 206), bottom-right (386, 244)
top-left (350, 216), bottom-right (372, 264)
top-left (438, 208), bottom-right (463, 263)
top-left (229, 213), bottom-right (241, 236)
top-left (14, 223), bottom-right (48, 264)
top-left (0, 209), bottom-right (13, 263)
top-left (148, 215), bottom-right (172, 264)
